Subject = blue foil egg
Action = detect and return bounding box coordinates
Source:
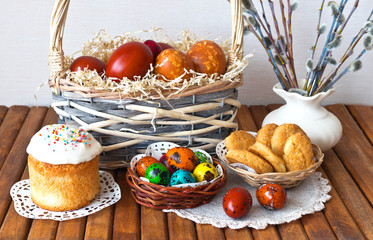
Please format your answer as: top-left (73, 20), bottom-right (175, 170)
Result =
top-left (170, 169), bottom-right (196, 186)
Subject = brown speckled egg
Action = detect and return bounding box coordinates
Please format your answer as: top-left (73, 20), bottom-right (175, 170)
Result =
top-left (136, 156), bottom-right (158, 177)
top-left (165, 147), bottom-right (198, 172)
top-left (154, 49), bottom-right (194, 81)
top-left (256, 183), bottom-right (287, 210)
top-left (187, 40), bottom-right (226, 76)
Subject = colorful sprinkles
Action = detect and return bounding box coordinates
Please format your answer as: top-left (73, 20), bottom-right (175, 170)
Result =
top-left (39, 124), bottom-right (93, 150)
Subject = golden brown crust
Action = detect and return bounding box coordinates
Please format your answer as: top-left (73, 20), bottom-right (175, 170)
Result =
top-left (28, 154), bottom-right (100, 211)
top-left (224, 130), bottom-right (256, 151)
top-left (249, 142), bottom-right (286, 173)
top-left (256, 123), bottom-right (278, 148)
top-left (226, 149), bottom-right (274, 174)
top-left (282, 132), bottom-right (314, 171)
top-left (271, 124), bottom-right (307, 157)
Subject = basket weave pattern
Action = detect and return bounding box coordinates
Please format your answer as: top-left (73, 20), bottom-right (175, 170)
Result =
top-left (217, 142), bottom-right (324, 188)
top-left (48, 0), bottom-right (244, 169)
top-left (126, 158), bottom-right (227, 209)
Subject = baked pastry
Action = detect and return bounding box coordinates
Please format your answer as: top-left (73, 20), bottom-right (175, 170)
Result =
top-left (282, 132), bottom-right (314, 171)
top-left (256, 123), bottom-right (278, 148)
top-left (249, 142), bottom-right (286, 173)
top-left (271, 124), bottom-right (307, 157)
top-left (26, 124), bottom-right (102, 211)
top-left (225, 130), bottom-right (256, 151)
top-left (226, 149), bottom-right (273, 174)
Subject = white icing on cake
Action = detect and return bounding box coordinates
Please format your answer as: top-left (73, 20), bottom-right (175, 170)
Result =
top-left (27, 124), bottom-right (103, 165)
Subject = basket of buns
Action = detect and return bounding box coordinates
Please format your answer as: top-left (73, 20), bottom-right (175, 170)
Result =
top-left (216, 124), bottom-right (324, 188)
top-left (48, 0), bottom-right (249, 169)
top-left (126, 142), bottom-right (227, 209)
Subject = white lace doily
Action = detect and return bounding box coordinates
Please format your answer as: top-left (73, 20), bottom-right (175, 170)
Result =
top-left (164, 164), bottom-right (331, 229)
top-left (10, 171), bottom-right (121, 221)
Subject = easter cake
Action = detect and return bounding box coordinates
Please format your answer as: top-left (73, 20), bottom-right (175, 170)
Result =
top-left (26, 124), bottom-right (102, 211)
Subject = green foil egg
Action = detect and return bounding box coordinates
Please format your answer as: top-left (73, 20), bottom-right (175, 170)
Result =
top-left (145, 162), bottom-right (170, 185)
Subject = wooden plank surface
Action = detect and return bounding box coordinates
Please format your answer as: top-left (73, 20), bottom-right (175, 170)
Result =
top-left (0, 105), bottom-right (371, 240)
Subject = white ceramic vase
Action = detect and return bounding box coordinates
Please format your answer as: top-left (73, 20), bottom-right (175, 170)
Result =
top-left (262, 81), bottom-right (342, 151)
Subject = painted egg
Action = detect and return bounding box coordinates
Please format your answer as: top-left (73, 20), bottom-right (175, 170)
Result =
top-left (256, 183), bottom-right (287, 210)
top-left (154, 49), bottom-right (194, 81)
top-left (159, 154), bottom-right (175, 175)
top-left (222, 187), bottom-right (252, 218)
top-left (165, 147), bottom-right (198, 172)
top-left (193, 163), bottom-right (218, 182)
top-left (169, 170), bottom-right (196, 186)
top-left (136, 156), bottom-right (158, 178)
top-left (187, 40), bottom-right (226, 76)
top-left (194, 151), bottom-right (212, 164)
top-left (144, 162), bottom-right (170, 185)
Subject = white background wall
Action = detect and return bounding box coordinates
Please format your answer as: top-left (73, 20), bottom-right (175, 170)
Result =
top-left (0, 0), bottom-right (372, 107)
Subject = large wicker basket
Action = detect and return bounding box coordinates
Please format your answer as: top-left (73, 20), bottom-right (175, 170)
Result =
top-left (48, 0), bottom-right (245, 169)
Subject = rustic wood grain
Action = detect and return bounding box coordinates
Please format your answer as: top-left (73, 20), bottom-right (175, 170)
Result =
top-left (301, 212), bottom-right (336, 239)
top-left (55, 218), bottom-right (86, 240)
top-left (0, 165), bottom-right (32, 239)
top-left (167, 213), bottom-right (197, 240)
top-left (0, 106), bottom-right (29, 170)
top-left (141, 207), bottom-right (168, 240)
top-left (327, 105), bottom-right (373, 205)
top-left (251, 225), bottom-right (281, 240)
top-left (277, 221), bottom-right (308, 240)
top-left (0, 106), bottom-right (8, 126)
top-left (0, 107), bottom-right (47, 227)
top-left (248, 105), bottom-right (269, 127)
top-left (224, 227), bottom-right (253, 240)
top-left (196, 224), bottom-right (225, 240)
top-left (322, 150), bottom-right (373, 239)
top-left (318, 168), bottom-right (366, 240)
top-left (236, 105), bottom-right (257, 131)
top-left (84, 171), bottom-right (116, 240)
top-left (347, 105), bottom-right (373, 144)
top-left (113, 169), bottom-right (140, 240)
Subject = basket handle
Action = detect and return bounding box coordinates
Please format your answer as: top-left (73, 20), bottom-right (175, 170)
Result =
top-left (48, 0), bottom-right (244, 92)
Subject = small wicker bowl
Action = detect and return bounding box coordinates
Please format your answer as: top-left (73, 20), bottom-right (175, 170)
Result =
top-left (126, 142), bottom-right (227, 209)
top-left (216, 137), bottom-right (324, 188)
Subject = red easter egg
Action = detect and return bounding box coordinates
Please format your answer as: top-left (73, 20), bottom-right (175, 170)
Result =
top-left (144, 40), bottom-right (162, 59)
top-left (256, 183), bottom-right (287, 210)
top-left (223, 187), bottom-right (252, 218)
top-left (70, 56), bottom-right (105, 75)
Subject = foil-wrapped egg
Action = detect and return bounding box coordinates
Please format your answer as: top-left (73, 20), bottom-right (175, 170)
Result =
top-left (169, 169), bottom-right (196, 186)
top-left (193, 163), bottom-right (218, 182)
top-left (136, 156), bottom-right (158, 177)
top-left (144, 162), bottom-right (170, 185)
top-left (256, 183), bottom-right (287, 210)
top-left (222, 187), bottom-right (252, 218)
top-left (165, 147), bottom-right (198, 172)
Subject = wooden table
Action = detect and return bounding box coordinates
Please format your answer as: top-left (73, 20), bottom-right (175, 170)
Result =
top-left (0, 104), bottom-right (372, 240)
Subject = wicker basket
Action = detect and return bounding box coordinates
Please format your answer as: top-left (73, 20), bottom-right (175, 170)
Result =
top-left (126, 142), bottom-right (227, 209)
top-left (48, 0), bottom-right (245, 169)
top-left (216, 140), bottom-right (324, 188)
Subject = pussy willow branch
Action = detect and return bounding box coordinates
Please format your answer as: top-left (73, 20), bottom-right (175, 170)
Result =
top-left (249, 4), bottom-right (294, 89)
top-left (268, 0), bottom-right (296, 88)
top-left (314, 27), bottom-right (366, 94)
top-left (287, 0), bottom-right (295, 74)
top-left (323, 49), bottom-right (366, 92)
top-left (338, 0), bottom-right (359, 34)
top-left (305, 0), bottom-right (326, 90)
top-left (259, 0), bottom-right (272, 36)
top-left (308, 0), bottom-right (347, 95)
top-left (279, 0), bottom-right (298, 87)
top-left (246, 13), bottom-right (290, 89)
